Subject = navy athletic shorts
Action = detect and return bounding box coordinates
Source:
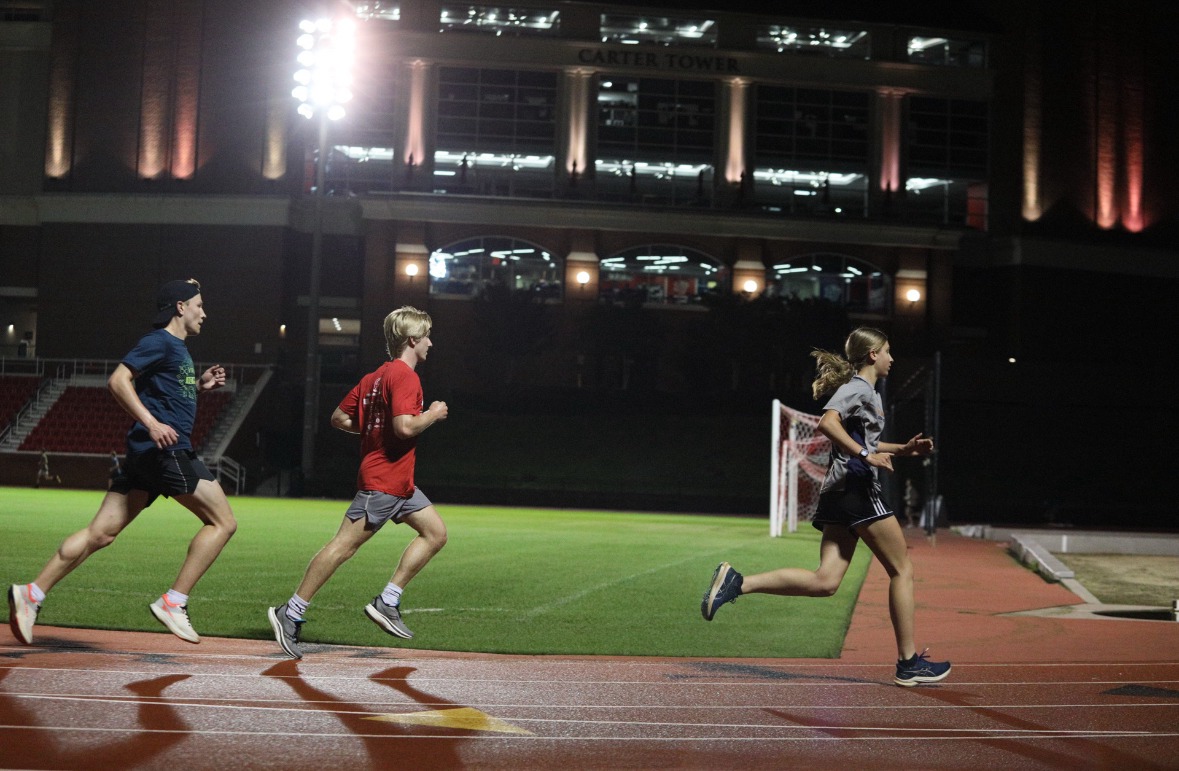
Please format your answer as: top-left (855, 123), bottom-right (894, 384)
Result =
top-left (812, 478), bottom-right (895, 532)
top-left (109, 448), bottom-right (216, 507)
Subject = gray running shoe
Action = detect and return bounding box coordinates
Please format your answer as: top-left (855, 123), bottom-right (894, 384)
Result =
top-left (8, 584), bottom-right (40, 645)
top-left (701, 562), bottom-right (743, 621)
top-left (267, 603), bottom-right (305, 659)
top-left (364, 596), bottom-right (413, 639)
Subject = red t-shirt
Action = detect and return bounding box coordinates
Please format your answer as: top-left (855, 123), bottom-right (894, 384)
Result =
top-left (338, 359), bottom-right (424, 497)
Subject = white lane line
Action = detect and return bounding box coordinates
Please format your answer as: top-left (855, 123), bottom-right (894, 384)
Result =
top-left (2, 647), bottom-right (1176, 669)
top-left (4, 666), bottom-right (1179, 688)
top-left (7, 693), bottom-right (1178, 731)
top-left (522, 538), bottom-right (765, 619)
top-left (1, 725), bottom-right (1177, 741)
top-left (9, 693), bottom-right (1179, 710)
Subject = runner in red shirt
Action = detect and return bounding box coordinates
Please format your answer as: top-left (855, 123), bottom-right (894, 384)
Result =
top-left (267, 306), bottom-right (448, 658)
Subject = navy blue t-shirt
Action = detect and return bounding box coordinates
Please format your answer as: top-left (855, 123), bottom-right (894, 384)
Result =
top-left (121, 329), bottom-right (198, 454)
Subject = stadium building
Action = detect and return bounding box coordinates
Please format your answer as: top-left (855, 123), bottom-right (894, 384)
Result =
top-left (2, 0), bottom-right (1177, 520)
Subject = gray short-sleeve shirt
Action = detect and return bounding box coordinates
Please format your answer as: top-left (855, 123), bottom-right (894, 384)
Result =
top-left (820, 375), bottom-right (885, 493)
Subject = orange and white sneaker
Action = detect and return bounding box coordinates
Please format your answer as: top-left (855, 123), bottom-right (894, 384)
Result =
top-left (149, 595), bottom-right (200, 644)
top-left (8, 584), bottom-right (40, 645)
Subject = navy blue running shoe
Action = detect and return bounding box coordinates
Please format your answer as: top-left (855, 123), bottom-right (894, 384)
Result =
top-left (894, 648), bottom-right (951, 686)
top-left (701, 562), bottom-right (743, 621)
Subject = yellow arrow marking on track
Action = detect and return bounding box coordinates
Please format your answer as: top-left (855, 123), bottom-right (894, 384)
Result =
top-left (364, 707), bottom-right (533, 735)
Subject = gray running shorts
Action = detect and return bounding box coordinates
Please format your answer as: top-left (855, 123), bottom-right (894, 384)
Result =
top-left (344, 488), bottom-right (432, 531)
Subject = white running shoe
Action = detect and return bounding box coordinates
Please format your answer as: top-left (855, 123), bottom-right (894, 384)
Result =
top-left (8, 584), bottom-right (40, 645)
top-left (149, 595), bottom-right (200, 644)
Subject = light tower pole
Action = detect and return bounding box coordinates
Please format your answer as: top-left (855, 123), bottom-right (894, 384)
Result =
top-left (293, 16), bottom-right (354, 479)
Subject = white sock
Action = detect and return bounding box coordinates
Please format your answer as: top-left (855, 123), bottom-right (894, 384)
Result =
top-left (380, 582), bottom-right (403, 607)
top-left (287, 594), bottom-right (309, 621)
top-left (164, 589), bottom-right (188, 606)
top-left (29, 583), bottom-right (46, 604)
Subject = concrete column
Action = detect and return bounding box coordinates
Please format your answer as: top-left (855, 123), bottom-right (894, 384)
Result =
top-left (561, 68), bottom-right (594, 185)
top-left (402, 60), bottom-right (433, 186)
top-left (871, 88), bottom-right (906, 216)
top-left (564, 231), bottom-right (599, 301)
top-left (722, 78), bottom-right (750, 185)
top-left (393, 223), bottom-right (430, 307)
top-left (360, 219), bottom-right (397, 371)
top-left (731, 241), bottom-right (765, 297)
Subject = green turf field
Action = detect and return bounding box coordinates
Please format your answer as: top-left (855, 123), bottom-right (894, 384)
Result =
top-left (0, 488), bottom-right (871, 658)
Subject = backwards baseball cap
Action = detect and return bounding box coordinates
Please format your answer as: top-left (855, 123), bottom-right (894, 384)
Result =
top-left (151, 279), bottom-right (201, 328)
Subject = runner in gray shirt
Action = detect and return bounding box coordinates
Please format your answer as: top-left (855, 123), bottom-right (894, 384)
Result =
top-left (702, 327), bottom-right (949, 687)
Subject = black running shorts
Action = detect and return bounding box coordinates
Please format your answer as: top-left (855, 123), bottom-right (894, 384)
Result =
top-left (109, 448), bottom-right (216, 507)
top-left (812, 477), bottom-right (895, 532)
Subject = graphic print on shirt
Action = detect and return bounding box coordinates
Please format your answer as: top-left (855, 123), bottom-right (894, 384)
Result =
top-left (178, 356), bottom-right (197, 402)
top-left (362, 376), bottom-right (385, 437)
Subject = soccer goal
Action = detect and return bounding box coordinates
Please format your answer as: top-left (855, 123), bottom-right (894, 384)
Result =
top-left (770, 399), bottom-right (831, 536)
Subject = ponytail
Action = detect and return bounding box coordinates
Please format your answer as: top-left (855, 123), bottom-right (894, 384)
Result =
top-left (810, 350), bottom-right (855, 399)
top-left (810, 326), bottom-right (889, 399)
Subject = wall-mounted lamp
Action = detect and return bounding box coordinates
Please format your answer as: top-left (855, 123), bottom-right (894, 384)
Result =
top-left (576, 271), bottom-right (590, 292)
top-left (743, 280), bottom-right (758, 293)
top-left (905, 289), bottom-right (921, 303)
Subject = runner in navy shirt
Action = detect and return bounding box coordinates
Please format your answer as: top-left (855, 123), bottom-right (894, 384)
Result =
top-left (8, 279), bottom-right (237, 647)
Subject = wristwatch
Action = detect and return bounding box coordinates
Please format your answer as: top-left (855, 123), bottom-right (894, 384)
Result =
top-left (858, 448), bottom-right (870, 460)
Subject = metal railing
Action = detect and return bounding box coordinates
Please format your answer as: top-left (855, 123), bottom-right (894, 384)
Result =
top-left (0, 358), bottom-right (272, 386)
top-left (213, 455), bottom-right (246, 495)
top-left (0, 375), bottom-right (54, 446)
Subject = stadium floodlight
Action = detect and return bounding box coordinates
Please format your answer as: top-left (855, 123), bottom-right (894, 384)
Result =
top-left (294, 15), bottom-right (354, 478)
top-left (292, 18), bottom-right (353, 122)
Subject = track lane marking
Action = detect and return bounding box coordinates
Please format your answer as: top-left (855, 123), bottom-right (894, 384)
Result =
top-left (1, 725), bottom-right (1177, 741)
top-left (7, 692), bottom-right (1178, 710)
top-left (4, 666), bottom-right (1179, 687)
top-left (6, 693), bottom-right (1177, 733)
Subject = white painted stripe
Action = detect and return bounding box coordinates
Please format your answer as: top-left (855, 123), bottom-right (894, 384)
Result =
top-left (4, 666), bottom-right (1179, 687)
top-left (1, 647), bottom-right (1175, 669)
top-left (1, 725), bottom-right (1176, 741)
top-left (12, 693), bottom-right (1179, 718)
top-left (10, 693), bottom-right (1178, 710)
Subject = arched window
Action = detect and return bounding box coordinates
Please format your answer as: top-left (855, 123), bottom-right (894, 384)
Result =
top-left (428, 237), bottom-right (562, 300)
top-left (769, 253), bottom-right (890, 313)
top-left (600, 244), bottom-right (727, 306)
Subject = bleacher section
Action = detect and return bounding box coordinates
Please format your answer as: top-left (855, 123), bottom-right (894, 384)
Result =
top-left (0, 375), bottom-right (41, 430)
top-left (18, 387), bottom-right (233, 454)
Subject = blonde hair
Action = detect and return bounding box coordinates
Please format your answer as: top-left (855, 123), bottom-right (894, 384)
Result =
top-left (810, 326), bottom-right (889, 399)
top-left (384, 306), bottom-right (432, 359)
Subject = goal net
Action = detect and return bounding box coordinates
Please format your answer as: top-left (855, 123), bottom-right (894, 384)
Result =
top-left (770, 399), bottom-right (831, 536)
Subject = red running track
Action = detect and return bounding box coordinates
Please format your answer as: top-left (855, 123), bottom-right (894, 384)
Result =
top-left (3, 531), bottom-right (1178, 770)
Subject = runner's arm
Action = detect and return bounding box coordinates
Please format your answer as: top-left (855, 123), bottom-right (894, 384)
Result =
top-left (392, 401), bottom-right (448, 439)
top-left (817, 409), bottom-right (893, 472)
top-left (331, 407), bottom-right (360, 434)
top-left (108, 363), bottom-right (177, 448)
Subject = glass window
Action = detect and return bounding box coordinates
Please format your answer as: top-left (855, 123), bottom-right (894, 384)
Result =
top-left (755, 86), bottom-right (870, 169)
top-left (600, 14), bottom-right (717, 47)
top-left (353, 2), bottom-right (400, 21)
top-left (907, 36), bottom-right (986, 68)
top-left (596, 78), bottom-right (716, 205)
top-left (437, 67), bottom-right (558, 155)
top-left (756, 26), bottom-right (870, 59)
top-left (599, 245), bottom-right (727, 306)
top-left (752, 87), bottom-right (870, 217)
top-left (440, 6), bottom-right (560, 36)
top-left (906, 97), bottom-right (988, 229)
top-left (429, 237), bottom-right (562, 300)
top-left (770, 254), bottom-right (890, 313)
top-left (597, 77), bottom-right (716, 162)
